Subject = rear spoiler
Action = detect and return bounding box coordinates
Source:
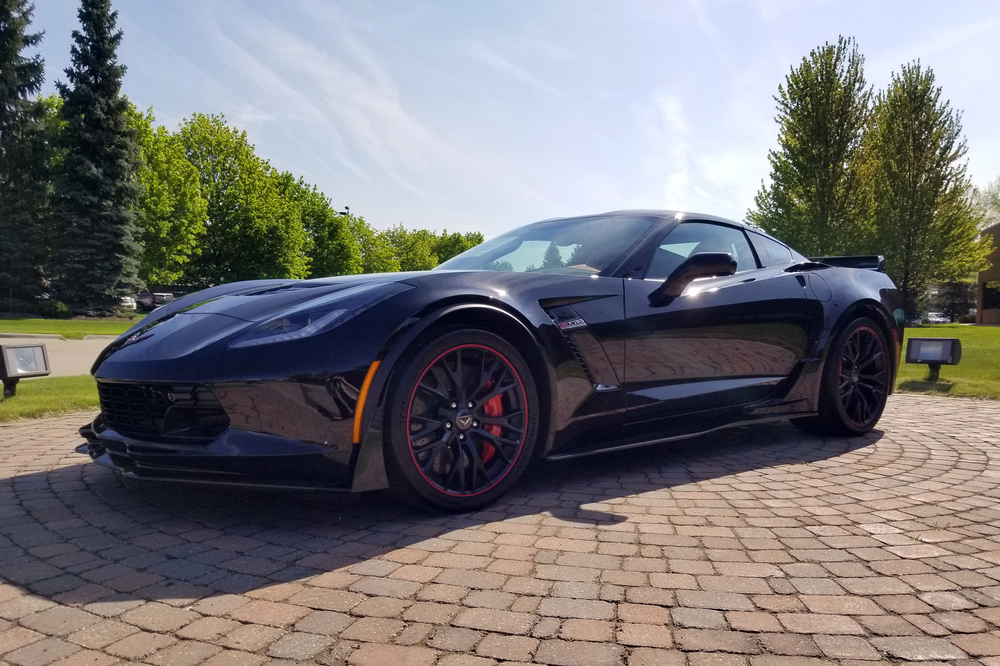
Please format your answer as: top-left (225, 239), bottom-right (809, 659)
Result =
top-left (807, 255), bottom-right (886, 272)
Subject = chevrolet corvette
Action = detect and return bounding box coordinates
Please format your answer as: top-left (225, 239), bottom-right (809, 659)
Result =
top-left (78, 211), bottom-right (904, 510)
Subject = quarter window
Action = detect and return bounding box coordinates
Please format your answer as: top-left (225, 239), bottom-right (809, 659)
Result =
top-left (748, 231), bottom-right (793, 267)
top-left (646, 222), bottom-right (756, 280)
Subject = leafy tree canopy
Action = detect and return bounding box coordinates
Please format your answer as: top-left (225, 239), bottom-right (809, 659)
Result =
top-left (177, 113), bottom-right (309, 284)
top-left (863, 61), bottom-right (993, 316)
top-left (126, 103), bottom-right (207, 285)
top-left (747, 36), bottom-right (871, 256)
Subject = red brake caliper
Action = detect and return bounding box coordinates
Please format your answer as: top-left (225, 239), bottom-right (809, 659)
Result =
top-left (480, 380), bottom-right (502, 464)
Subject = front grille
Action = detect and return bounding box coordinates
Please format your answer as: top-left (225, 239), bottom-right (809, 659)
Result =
top-left (97, 382), bottom-right (228, 443)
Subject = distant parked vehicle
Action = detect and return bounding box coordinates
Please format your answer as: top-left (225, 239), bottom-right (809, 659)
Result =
top-left (120, 296), bottom-right (136, 311)
top-left (923, 312), bottom-right (949, 324)
top-left (136, 292), bottom-right (175, 312)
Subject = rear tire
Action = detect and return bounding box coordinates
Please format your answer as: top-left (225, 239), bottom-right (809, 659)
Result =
top-left (795, 317), bottom-right (890, 436)
top-left (384, 329), bottom-right (540, 512)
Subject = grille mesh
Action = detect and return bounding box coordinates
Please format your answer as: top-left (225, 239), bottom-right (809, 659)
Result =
top-left (98, 382), bottom-right (226, 442)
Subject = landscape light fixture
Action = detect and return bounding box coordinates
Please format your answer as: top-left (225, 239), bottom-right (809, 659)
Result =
top-left (905, 337), bottom-right (961, 382)
top-left (0, 343), bottom-right (51, 397)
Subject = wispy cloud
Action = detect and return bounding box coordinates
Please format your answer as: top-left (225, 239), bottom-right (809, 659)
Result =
top-left (468, 42), bottom-right (565, 98)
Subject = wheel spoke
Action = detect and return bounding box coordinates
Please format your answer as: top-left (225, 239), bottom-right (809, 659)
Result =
top-left (475, 376), bottom-right (518, 407)
top-left (417, 381), bottom-right (449, 402)
top-left (409, 421), bottom-right (446, 442)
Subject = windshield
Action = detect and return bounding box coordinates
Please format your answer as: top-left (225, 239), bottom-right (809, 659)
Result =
top-left (436, 215), bottom-right (656, 274)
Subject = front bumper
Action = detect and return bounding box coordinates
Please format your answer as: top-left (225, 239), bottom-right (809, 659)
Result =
top-left (77, 417), bottom-right (354, 491)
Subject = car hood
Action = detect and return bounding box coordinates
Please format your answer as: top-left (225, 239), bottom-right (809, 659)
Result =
top-left (145, 272), bottom-right (424, 326)
top-left (93, 273), bottom-right (426, 376)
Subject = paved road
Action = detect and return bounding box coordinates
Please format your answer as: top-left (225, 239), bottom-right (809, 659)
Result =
top-left (0, 336), bottom-right (112, 378)
top-left (1, 394), bottom-right (1000, 665)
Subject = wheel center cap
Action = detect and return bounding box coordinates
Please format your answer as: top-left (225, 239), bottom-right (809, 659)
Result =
top-left (455, 409), bottom-right (473, 430)
top-left (851, 368), bottom-right (860, 383)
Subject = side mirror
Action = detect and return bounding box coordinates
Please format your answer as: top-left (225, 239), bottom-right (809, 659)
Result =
top-left (648, 252), bottom-right (737, 305)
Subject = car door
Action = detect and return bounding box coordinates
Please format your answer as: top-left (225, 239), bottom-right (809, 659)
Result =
top-left (623, 221), bottom-right (815, 426)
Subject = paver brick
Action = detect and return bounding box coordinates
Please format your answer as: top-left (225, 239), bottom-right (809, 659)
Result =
top-left (618, 623), bottom-right (674, 648)
top-left (4, 637), bottom-right (80, 666)
top-left (674, 629), bottom-right (761, 654)
top-left (476, 633), bottom-right (538, 661)
top-left (103, 631), bottom-right (174, 659)
top-left (454, 608), bottom-right (535, 635)
top-left (347, 643), bottom-right (438, 666)
top-left (534, 639), bottom-right (625, 666)
top-left (145, 640), bottom-right (222, 666)
top-left (119, 601), bottom-right (198, 632)
top-left (870, 636), bottom-right (968, 660)
top-left (671, 607), bottom-right (726, 629)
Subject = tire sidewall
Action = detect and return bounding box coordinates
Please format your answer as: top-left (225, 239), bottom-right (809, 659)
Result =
top-left (822, 316), bottom-right (890, 435)
top-left (385, 328), bottom-right (540, 511)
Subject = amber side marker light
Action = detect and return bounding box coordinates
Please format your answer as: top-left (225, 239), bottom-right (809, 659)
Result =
top-left (353, 360), bottom-right (381, 443)
top-left (905, 337), bottom-right (961, 382)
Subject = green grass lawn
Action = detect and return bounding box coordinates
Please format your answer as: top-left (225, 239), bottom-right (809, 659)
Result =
top-left (0, 316), bottom-right (141, 339)
top-left (896, 324), bottom-right (1000, 399)
top-left (0, 375), bottom-right (99, 423)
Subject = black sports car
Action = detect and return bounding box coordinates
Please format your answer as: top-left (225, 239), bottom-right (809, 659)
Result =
top-left (79, 211), bottom-right (904, 511)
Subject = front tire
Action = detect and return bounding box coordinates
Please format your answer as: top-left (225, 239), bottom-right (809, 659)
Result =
top-left (797, 317), bottom-right (890, 436)
top-left (385, 329), bottom-right (540, 511)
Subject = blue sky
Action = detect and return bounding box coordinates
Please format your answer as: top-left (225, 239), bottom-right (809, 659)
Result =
top-left (31, 0), bottom-right (1000, 237)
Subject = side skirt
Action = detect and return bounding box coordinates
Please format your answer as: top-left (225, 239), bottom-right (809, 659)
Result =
top-left (545, 413), bottom-right (816, 461)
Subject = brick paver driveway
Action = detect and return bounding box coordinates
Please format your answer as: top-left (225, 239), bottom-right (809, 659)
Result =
top-left (2, 394), bottom-right (1000, 666)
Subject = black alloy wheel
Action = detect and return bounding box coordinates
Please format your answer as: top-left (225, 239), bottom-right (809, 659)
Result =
top-left (836, 325), bottom-right (888, 429)
top-left (386, 329), bottom-right (539, 511)
top-left (796, 316), bottom-right (890, 436)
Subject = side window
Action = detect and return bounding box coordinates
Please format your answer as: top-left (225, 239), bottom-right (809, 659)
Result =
top-left (748, 231), bottom-right (793, 267)
top-left (646, 222), bottom-right (756, 280)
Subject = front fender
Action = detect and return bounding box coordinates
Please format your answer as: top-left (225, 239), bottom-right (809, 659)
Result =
top-left (349, 301), bottom-right (554, 492)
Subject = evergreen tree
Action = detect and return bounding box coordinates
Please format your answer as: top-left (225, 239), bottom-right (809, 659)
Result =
top-left (747, 36), bottom-right (871, 255)
top-left (541, 241), bottom-right (563, 268)
top-left (0, 0), bottom-right (47, 307)
top-left (53, 0), bottom-right (143, 313)
top-left (863, 62), bottom-right (992, 317)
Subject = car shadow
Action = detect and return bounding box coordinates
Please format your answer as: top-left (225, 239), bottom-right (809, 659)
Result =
top-left (0, 420), bottom-right (882, 608)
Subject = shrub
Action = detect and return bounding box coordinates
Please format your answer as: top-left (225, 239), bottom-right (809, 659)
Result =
top-left (37, 300), bottom-right (72, 319)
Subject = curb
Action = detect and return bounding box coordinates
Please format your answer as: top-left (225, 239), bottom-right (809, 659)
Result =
top-left (0, 333), bottom-right (63, 339)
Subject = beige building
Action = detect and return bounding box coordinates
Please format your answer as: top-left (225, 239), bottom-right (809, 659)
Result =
top-left (977, 222), bottom-right (1000, 325)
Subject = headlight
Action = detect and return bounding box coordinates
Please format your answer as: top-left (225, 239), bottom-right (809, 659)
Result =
top-left (228, 282), bottom-right (412, 349)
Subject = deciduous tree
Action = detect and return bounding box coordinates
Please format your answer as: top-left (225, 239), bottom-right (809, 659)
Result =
top-left (177, 113), bottom-right (309, 284)
top-left (747, 36), bottom-right (871, 255)
top-left (863, 62), bottom-right (992, 317)
top-left (127, 104), bottom-right (207, 285)
top-left (276, 174), bottom-right (360, 278)
top-left (349, 216), bottom-right (399, 274)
